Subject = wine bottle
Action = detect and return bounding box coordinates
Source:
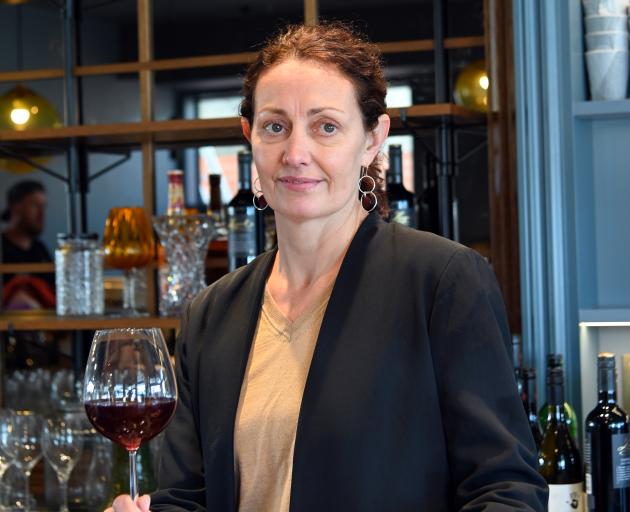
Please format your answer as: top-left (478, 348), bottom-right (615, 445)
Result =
top-left (512, 333), bottom-right (524, 399)
top-left (417, 151), bottom-right (439, 233)
top-left (263, 207), bottom-right (277, 251)
top-left (166, 170), bottom-right (185, 215)
top-left (523, 367), bottom-right (543, 451)
top-left (227, 151), bottom-right (258, 271)
top-left (538, 366), bottom-right (585, 511)
top-left (208, 173), bottom-right (227, 238)
top-left (539, 353), bottom-right (579, 441)
top-left (585, 353), bottom-right (630, 511)
top-left (386, 144), bottom-right (417, 228)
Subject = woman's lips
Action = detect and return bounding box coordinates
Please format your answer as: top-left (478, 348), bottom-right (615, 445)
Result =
top-left (277, 176), bottom-right (322, 192)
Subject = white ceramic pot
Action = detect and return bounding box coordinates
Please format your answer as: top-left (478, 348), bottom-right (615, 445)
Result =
top-left (585, 30), bottom-right (629, 50)
top-left (585, 49), bottom-right (629, 100)
top-left (585, 14), bottom-right (627, 33)
top-left (582, 0), bottom-right (627, 16)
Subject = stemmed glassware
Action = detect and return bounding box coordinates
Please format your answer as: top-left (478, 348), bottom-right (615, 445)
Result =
top-left (103, 207), bottom-right (155, 316)
top-left (12, 411), bottom-right (42, 512)
top-left (0, 410), bottom-right (18, 510)
top-left (41, 416), bottom-right (84, 512)
top-left (83, 328), bottom-right (177, 500)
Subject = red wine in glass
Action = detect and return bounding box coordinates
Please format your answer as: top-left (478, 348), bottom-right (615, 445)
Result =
top-left (85, 398), bottom-right (176, 451)
top-left (83, 328), bottom-right (177, 501)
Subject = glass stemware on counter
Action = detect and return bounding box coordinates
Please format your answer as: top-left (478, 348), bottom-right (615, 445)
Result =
top-left (83, 327), bottom-right (178, 500)
top-left (0, 410), bottom-right (17, 510)
top-left (41, 417), bottom-right (83, 512)
top-left (12, 411), bottom-right (42, 512)
top-left (103, 207), bottom-right (155, 316)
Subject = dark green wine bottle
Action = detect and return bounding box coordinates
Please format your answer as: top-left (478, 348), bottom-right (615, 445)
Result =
top-left (585, 353), bottom-right (630, 511)
top-left (538, 366), bottom-right (585, 511)
top-left (539, 353), bottom-right (579, 441)
top-left (105, 443), bottom-right (157, 505)
top-left (523, 368), bottom-right (543, 451)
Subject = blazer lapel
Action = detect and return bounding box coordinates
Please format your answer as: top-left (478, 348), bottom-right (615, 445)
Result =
top-left (197, 250), bottom-right (276, 511)
top-left (290, 212), bottom-right (382, 508)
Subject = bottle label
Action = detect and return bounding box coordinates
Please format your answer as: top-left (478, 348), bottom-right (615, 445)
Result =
top-left (228, 207), bottom-right (257, 257)
top-left (611, 432), bottom-right (630, 488)
top-left (548, 483), bottom-right (584, 511)
top-left (389, 203), bottom-right (417, 228)
top-left (584, 435), bottom-right (592, 494)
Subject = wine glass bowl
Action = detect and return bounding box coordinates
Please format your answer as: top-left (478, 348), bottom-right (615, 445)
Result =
top-left (83, 328), bottom-right (177, 499)
top-left (103, 207), bottom-right (154, 270)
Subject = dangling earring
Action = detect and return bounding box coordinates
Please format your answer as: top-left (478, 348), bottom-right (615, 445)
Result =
top-left (358, 166), bottom-right (377, 212)
top-left (252, 177), bottom-right (268, 211)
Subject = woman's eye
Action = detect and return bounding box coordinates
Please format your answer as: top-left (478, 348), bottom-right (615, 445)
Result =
top-left (264, 122), bottom-right (285, 134)
top-left (320, 122), bottom-right (337, 135)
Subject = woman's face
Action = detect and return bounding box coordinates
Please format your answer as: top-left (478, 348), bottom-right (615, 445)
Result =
top-left (242, 58), bottom-right (389, 224)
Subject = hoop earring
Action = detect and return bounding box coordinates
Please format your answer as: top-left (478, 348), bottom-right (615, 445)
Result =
top-left (358, 166), bottom-right (377, 212)
top-left (252, 177), bottom-right (268, 211)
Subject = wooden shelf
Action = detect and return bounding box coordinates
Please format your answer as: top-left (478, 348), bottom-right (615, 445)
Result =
top-left (0, 104), bottom-right (483, 151)
top-left (0, 312), bottom-right (180, 331)
top-left (0, 37), bottom-right (485, 83)
top-left (0, 262), bottom-right (55, 275)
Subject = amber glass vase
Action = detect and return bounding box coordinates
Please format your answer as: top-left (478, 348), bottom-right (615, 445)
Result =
top-left (103, 207), bottom-right (154, 315)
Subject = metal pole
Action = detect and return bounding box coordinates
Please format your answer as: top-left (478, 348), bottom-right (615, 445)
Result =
top-left (433, 0), bottom-right (454, 239)
top-left (62, 0), bottom-right (87, 234)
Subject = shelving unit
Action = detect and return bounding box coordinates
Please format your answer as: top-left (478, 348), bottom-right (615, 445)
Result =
top-left (0, 0), bottom-right (489, 342)
top-left (573, 99), bottom-right (630, 119)
top-left (562, 0), bottom-right (630, 429)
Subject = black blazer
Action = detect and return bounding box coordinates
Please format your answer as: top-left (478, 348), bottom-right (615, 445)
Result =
top-left (151, 213), bottom-right (548, 511)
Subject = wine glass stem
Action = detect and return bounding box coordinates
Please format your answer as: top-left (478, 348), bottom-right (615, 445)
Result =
top-left (24, 470), bottom-right (31, 512)
top-left (129, 449), bottom-right (138, 501)
top-left (58, 476), bottom-right (70, 512)
top-left (123, 269), bottom-right (134, 312)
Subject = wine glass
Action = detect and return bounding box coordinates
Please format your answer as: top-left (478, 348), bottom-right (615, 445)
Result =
top-left (103, 207), bottom-right (155, 316)
top-left (0, 410), bottom-right (18, 509)
top-left (12, 411), bottom-right (42, 512)
top-left (41, 416), bottom-right (84, 512)
top-left (83, 328), bottom-right (177, 500)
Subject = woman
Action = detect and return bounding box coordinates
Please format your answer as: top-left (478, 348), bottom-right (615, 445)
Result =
top-left (111, 23), bottom-right (547, 512)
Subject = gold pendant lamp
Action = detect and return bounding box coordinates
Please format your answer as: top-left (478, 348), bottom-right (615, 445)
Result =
top-left (0, 3), bottom-right (62, 172)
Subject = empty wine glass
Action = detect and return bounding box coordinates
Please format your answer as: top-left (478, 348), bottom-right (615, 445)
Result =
top-left (12, 411), bottom-right (42, 512)
top-left (0, 410), bottom-right (18, 509)
top-left (42, 416), bottom-right (83, 512)
top-left (83, 328), bottom-right (177, 500)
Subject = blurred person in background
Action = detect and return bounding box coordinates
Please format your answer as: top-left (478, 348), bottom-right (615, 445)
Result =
top-left (1, 179), bottom-right (55, 310)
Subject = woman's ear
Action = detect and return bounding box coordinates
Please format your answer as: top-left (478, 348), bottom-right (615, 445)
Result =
top-left (241, 118), bottom-right (252, 142)
top-left (363, 114), bottom-right (391, 166)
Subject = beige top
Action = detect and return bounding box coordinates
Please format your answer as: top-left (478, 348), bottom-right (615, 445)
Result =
top-left (234, 284), bottom-right (332, 512)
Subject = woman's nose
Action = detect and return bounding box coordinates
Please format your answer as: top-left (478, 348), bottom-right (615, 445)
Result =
top-left (282, 129), bottom-right (312, 167)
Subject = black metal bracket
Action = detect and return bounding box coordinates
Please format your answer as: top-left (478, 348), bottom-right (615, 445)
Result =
top-left (0, 146), bottom-right (68, 183)
top-left (88, 152), bottom-right (132, 182)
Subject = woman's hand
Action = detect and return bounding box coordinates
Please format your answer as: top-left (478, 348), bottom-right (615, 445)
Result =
top-left (105, 494), bottom-right (151, 512)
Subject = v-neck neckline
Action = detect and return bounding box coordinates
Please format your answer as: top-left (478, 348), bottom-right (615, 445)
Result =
top-left (262, 280), bottom-right (335, 342)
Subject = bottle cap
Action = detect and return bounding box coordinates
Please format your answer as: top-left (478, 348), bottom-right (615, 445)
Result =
top-left (547, 353), bottom-right (563, 368)
top-left (523, 367), bottom-right (536, 379)
top-left (597, 352), bottom-right (616, 368)
top-left (389, 144), bottom-right (402, 156)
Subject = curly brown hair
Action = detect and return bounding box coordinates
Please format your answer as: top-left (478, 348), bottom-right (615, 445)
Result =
top-left (239, 22), bottom-right (389, 215)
